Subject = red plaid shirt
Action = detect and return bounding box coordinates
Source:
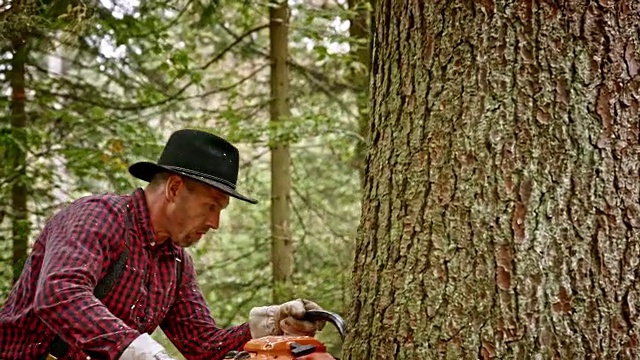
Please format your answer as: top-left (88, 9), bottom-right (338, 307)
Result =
top-left (0, 188), bottom-right (251, 359)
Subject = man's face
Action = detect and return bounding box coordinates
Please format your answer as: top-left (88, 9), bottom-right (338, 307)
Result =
top-left (164, 175), bottom-right (230, 247)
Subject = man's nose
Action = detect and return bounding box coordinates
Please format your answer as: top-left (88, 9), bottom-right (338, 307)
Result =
top-left (206, 210), bottom-right (221, 230)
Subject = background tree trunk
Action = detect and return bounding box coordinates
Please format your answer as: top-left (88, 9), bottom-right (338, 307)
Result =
top-left (9, 41), bottom-right (29, 285)
top-left (269, 0), bottom-right (294, 304)
top-left (344, 1), bottom-right (640, 359)
top-left (347, 0), bottom-right (372, 187)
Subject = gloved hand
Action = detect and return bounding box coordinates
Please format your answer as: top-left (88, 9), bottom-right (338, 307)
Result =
top-left (120, 333), bottom-right (177, 360)
top-left (248, 298), bottom-right (326, 339)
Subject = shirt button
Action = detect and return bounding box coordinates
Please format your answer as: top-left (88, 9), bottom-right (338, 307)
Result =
top-left (150, 241), bottom-right (155, 246)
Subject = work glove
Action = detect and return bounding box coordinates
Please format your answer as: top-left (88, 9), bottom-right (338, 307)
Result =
top-left (248, 298), bottom-right (326, 339)
top-left (120, 333), bottom-right (177, 360)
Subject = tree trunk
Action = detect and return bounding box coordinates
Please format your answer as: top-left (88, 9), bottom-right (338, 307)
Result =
top-left (9, 41), bottom-right (30, 284)
top-left (347, 0), bottom-right (372, 187)
top-left (269, 0), bottom-right (294, 304)
top-left (344, 1), bottom-right (640, 359)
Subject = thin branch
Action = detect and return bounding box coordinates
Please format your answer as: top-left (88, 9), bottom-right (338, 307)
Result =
top-left (239, 148), bottom-right (269, 169)
top-left (106, 23), bottom-right (268, 110)
top-left (291, 184), bottom-right (350, 239)
top-left (30, 36), bottom-right (173, 93)
top-left (195, 99), bottom-right (268, 116)
top-left (34, 63), bottom-right (267, 111)
top-left (128, 0), bottom-right (196, 39)
top-left (203, 239), bottom-right (268, 270)
top-left (181, 62), bottom-right (269, 101)
top-left (199, 23), bottom-right (268, 71)
top-left (218, 23), bottom-right (358, 117)
top-left (217, 22), bottom-right (359, 94)
top-left (28, 24), bottom-right (270, 112)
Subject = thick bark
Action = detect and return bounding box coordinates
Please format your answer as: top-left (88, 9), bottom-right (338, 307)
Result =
top-left (344, 1), bottom-right (640, 359)
top-left (9, 42), bottom-right (30, 284)
top-left (269, 0), bottom-right (294, 304)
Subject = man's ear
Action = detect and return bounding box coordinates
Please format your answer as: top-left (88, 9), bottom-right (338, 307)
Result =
top-left (165, 175), bottom-right (182, 202)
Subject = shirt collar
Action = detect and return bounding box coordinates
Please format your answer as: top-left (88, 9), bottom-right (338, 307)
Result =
top-left (129, 187), bottom-right (179, 256)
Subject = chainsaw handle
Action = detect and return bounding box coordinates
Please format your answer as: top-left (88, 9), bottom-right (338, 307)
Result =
top-left (302, 309), bottom-right (347, 341)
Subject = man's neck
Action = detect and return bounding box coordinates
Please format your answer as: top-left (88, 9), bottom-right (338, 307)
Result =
top-left (143, 186), bottom-right (171, 245)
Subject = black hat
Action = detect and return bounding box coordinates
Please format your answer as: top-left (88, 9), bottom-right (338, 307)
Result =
top-left (128, 129), bottom-right (258, 204)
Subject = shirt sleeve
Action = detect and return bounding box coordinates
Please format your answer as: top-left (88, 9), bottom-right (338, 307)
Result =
top-left (33, 196), bottom-right (141, 359)
top-left (160, 251), bottom-right (252, 360)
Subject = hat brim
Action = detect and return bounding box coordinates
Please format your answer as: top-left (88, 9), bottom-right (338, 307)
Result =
top-left (128, 161), bottom-right (258, 205)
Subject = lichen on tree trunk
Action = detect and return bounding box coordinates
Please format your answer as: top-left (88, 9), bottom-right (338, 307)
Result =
top-left (344, 1), bottom-right (640, 359)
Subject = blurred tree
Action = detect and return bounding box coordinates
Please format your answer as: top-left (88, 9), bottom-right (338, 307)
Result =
top-left (344, 1), bottom-right (640, 359)
top-left (346, 0), bottom-right (371, 186)
top-left (269, 0), bottom-right (294, 304)
top-left (8, 39), bottom-right (28, 283)
top-left (2, 0), bottom-right (92, 282)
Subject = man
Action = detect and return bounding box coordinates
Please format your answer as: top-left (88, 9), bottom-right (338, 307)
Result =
top-left (0, 129), bottom-right (325, 360)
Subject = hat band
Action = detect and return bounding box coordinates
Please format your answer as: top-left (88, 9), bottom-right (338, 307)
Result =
top-left (164, 165), bottom-right (236, 189)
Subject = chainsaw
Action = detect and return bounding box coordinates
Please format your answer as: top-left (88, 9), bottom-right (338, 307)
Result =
top-left (224, 309), bottom-right (347, 359)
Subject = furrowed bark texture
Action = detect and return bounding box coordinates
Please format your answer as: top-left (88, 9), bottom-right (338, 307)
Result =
top-left (344, 1), bottom-right (640, 359)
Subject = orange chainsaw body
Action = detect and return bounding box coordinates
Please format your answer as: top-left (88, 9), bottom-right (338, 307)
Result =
top-left (243, 335), bottom-right (336, 359)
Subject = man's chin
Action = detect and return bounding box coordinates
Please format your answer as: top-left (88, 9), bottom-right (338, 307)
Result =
top-left (173, 237), bottom-right (200, 248)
